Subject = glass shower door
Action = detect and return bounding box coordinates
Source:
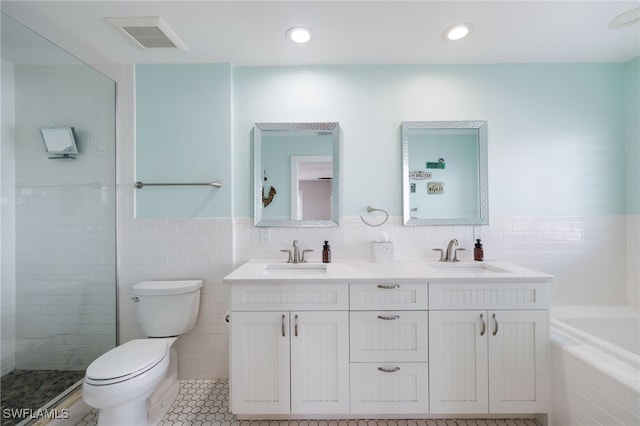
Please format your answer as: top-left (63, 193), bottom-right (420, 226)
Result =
top-left (1, 12), bottom-right (117, 426)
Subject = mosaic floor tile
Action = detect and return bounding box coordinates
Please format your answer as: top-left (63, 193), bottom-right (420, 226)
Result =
top-left (74, 380), bottom-right (541, 426)
top-left (0, 370), bottom-right (84, 426)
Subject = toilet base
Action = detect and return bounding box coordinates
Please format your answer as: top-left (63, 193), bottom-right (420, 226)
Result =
top-left (97, 399), bottom-right (147, 426)
top-left (148, 347), bottom-right (179, 425)
top-left (149, 381), bottom-right (179, 425)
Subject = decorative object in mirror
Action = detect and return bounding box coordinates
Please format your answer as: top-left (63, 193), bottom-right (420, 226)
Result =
top-left (254, 122), bottom-right (340, 227)
top-left (401, 121), bottom-right (488, 226)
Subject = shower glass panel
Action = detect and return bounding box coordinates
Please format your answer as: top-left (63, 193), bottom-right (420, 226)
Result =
top-left (1, 12), bottom-right (116, 425)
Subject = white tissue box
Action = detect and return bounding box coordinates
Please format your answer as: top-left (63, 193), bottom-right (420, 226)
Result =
top-left (371, 242), bottom-right (394, 263)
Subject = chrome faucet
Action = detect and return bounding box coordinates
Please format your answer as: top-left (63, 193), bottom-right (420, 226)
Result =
top-left (433, 239), bottom-right (466, 262)
top-left (292, 240), bottom-right (300, 263)
top-left (280, 240), bottom-right (314, 263)
top-left (445, 239), bottom-right (459, 261)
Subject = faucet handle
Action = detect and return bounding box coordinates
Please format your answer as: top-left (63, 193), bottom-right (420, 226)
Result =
top-left (293, 240), bottom-right (299, 247)
top-left (432, 248), bottom-right (444, 262)
top-left (453, 247), bottom-right (466, 262)
top-left (301, 249), bottom-right (314, 263)
top-left (280, 249), bottom-right (293, 263)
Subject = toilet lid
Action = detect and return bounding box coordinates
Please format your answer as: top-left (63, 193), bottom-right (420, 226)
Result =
top-left (86, 339), bottom-right (169, 382)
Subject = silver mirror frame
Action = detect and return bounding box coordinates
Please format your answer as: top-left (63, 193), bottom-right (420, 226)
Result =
top-left (254, 122), bottom-right (340, 227)
top-left (401, 120), bottom-right (489, 226)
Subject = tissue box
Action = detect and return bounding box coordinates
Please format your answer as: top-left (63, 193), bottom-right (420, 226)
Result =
top-left (371, 242), bottom-right (394, 263)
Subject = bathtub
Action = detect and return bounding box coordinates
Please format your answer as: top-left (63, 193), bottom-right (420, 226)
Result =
top-left (550, 305), bottom-right (640, 426)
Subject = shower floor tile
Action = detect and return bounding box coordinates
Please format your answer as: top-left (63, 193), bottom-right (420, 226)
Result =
top-left (1, 369), bottom-right (84, 426)
top-left (74, 380), bottom-right (542, 426)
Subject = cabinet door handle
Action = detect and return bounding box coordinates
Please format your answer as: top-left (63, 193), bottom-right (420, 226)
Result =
top-left (281, 314), bottom-right (286, 337)
top-left (377, 284), bottom-right (400, 289)
top-left (294, 314), bottom-right (299, 337)
top-left (479, 313), bottom-right (486, 336)
top-left (377, 315), bottom-right (400, 320)
top-left (378, 366), bottom-right (400, 373)
top-left (492, 313), bottom-right (499, 336)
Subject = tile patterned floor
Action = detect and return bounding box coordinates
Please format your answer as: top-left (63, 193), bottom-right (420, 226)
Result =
top-left (0, 370), bottom-right (84, 426)
top-left (74, 380), bottom-right (541, 426)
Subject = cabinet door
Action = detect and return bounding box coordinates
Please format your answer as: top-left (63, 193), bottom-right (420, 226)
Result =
top-left (290, 311), bottom-right (350, 414)
top-left (230, 312), bottom-right (290, 414)
top-left (488, 310), bottom-right (548, 413)
top-left (429, 310), bottom-right (489, 414)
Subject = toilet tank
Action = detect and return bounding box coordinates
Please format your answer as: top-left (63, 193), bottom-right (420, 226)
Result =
top-left (132, 280), bottom-right (203, 337)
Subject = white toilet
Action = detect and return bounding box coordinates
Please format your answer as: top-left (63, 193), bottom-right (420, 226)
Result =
top-left (83, 280), bottom-right (202, 426)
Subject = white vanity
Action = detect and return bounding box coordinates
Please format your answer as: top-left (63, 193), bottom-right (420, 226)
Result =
top-left (224, 260), bottom-right (553, 420)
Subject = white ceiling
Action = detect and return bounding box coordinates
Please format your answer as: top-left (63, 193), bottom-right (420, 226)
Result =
top-left (1, 1), bottom-right (639, 66)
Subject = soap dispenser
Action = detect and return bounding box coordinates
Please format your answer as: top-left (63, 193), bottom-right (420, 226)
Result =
top-left (322, 241), bottom-right (331, 264)
top-left (474, 239), bottom-right (484, 261)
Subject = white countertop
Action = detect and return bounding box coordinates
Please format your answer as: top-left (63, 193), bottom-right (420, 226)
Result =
top-left (223, 259), bottom-right (554, 285)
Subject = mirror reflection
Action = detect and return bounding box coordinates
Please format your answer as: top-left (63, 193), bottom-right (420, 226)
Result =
top-left (254, 122), bottom-right (340, 227)
top-left (401, 121), bottom-right (488, 225)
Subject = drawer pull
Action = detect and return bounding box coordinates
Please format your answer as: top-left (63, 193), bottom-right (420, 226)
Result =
top-left (479, 313), bottom-right (486, 336)
top-left (492, 313), bottom-right (499, 336)
top-left (377, 315), bottom-right (400, 320)
top-left (378, 366), bottom-right (400, 373)
top-left (281, 314), bottom-right (286, 337)
top-left (377, 284), bottom-right (400, 289)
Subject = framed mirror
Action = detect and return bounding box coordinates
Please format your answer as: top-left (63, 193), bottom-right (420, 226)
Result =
top-left (254, 122), bottom-right (340, 227)
top-left (401, 121), bottom-right (488, 226)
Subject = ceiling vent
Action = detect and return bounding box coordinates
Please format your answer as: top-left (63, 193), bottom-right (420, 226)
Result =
top-left (106, 17), bottom-right (188, 50)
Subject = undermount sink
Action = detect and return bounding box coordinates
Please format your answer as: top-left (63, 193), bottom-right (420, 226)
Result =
top-left (430, 262), bottom-right (509, 274)
top-left (258, 263), bottom-right (328, 275)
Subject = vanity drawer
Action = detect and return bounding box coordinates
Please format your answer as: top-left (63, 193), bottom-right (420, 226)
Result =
top-left (230, 283), bottom-right (348, 311)
top-left (350, 311), bottom-right (428, 362)
top-left (429, 282), bottom-right (549, 310)
top-left (350, 362), bottom-right (429, 415)
top-left (350, 283), bottom-right (428, 310)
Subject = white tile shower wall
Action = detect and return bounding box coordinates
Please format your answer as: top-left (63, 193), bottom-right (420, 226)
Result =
top-left (1, 59), bottom-right (17, 375)
top-left (13, 65), bottom-right (116, 370)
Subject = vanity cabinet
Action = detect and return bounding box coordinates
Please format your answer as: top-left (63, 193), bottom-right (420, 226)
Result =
top-left (230, 284), bottom-right (349, 415)
top-left (225, 263), bottom-right (553, 420)
top-left (428, 283), bottom-right (549, 415)
top-left (349, 282), bottom-right (429, 415)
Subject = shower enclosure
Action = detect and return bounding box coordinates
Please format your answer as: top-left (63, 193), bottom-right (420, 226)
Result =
top-left (1, 12), bottom-right (117, 426)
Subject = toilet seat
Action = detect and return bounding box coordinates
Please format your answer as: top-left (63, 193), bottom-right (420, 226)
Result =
top-left (85, 339), bottom-right (170, 386)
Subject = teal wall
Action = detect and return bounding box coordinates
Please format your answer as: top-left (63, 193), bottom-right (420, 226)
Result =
top-left (135, 63), bottom-right (231, 218)
top-left (136, 61), bottom-right (637, 218)
top-left (234, 64), bottom-right (629, 217)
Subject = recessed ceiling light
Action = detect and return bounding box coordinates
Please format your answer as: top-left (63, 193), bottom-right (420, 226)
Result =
top-left (442, 23), bottom-right (473, 41)
top-left (286, 27), bottom-right (312, 43)
top-left (609, 7), bottom-right (640, 29)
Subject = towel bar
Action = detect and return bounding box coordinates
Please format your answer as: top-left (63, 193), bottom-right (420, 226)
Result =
top-left (135, 181), bottom-right (222, 189)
